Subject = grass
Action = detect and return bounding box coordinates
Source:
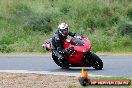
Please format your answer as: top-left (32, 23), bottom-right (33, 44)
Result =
top-left (69, 77), bottom-right (132, 88)
top-left (0, 0), bottom-right (132, 53)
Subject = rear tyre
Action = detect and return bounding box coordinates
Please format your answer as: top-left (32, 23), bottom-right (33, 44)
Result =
top-left (52, 54), bottom-right (61, 66)
top-left (60, 62), bottom-right (69, 69)
top-left (59, 58), bottom-right (69, 69)
top-left (52, 54), bottom-right (69, 69)
top-left (90, 53), bottom-right (103, 70)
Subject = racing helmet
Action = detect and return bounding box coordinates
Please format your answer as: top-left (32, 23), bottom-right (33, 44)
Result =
top-left (58, 22), bottom-right (69, 36)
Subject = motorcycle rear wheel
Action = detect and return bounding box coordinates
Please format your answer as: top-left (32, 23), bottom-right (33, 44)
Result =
top-left (60, 61), bottom-right (69, 69)
top-left (52, 54), bottom-right (69, 69)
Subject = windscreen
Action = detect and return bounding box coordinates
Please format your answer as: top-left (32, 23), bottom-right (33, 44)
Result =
top-left (71, 38), bottom-right (84, 46)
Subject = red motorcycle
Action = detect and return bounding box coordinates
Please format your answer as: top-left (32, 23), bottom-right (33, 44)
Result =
top-left (43, 34), bottom-right (103, 70)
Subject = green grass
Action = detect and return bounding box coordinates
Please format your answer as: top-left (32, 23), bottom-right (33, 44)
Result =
top-left (0, 0), bottom-right (132, 53)
top-left (69, 77), bottom-right (132, 88)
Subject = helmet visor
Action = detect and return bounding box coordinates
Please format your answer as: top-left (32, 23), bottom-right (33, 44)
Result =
top-left (60, 28), bottom-right (68, 35)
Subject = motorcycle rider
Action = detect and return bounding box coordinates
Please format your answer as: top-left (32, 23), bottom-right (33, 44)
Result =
top-left (52, 22), bottom-right (76, 64)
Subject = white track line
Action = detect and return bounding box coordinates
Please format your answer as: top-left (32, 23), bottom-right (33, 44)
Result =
top-left (0, 70), bottom-right (112, 77)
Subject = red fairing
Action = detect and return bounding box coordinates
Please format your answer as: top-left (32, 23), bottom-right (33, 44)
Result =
top-left (63, 38), bottom-right (91, 52)
top-left (68, 52), bottom-right (84, 65)
top-left (73, 38), bottom-right (91, 52)
top-left (63, 38), bottom-right (92, 66)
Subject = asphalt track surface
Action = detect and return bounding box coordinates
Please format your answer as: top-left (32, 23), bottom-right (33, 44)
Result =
top-left (0, 55), bottom-right (132, 77)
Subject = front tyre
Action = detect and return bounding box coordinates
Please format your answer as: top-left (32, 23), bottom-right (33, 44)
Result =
top-left (90, 53), bottom-right (103, 70)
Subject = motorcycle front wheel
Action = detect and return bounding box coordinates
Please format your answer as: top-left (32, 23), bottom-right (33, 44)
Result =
top-left (89, 53), bottom-right (103, 70)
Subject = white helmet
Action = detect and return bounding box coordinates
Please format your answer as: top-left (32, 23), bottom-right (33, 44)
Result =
top-left (58, 22), bottom-right (69, 36)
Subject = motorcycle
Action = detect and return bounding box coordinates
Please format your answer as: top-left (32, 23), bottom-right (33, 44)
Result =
top-left (42, 33), bottom-right (103, 70)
